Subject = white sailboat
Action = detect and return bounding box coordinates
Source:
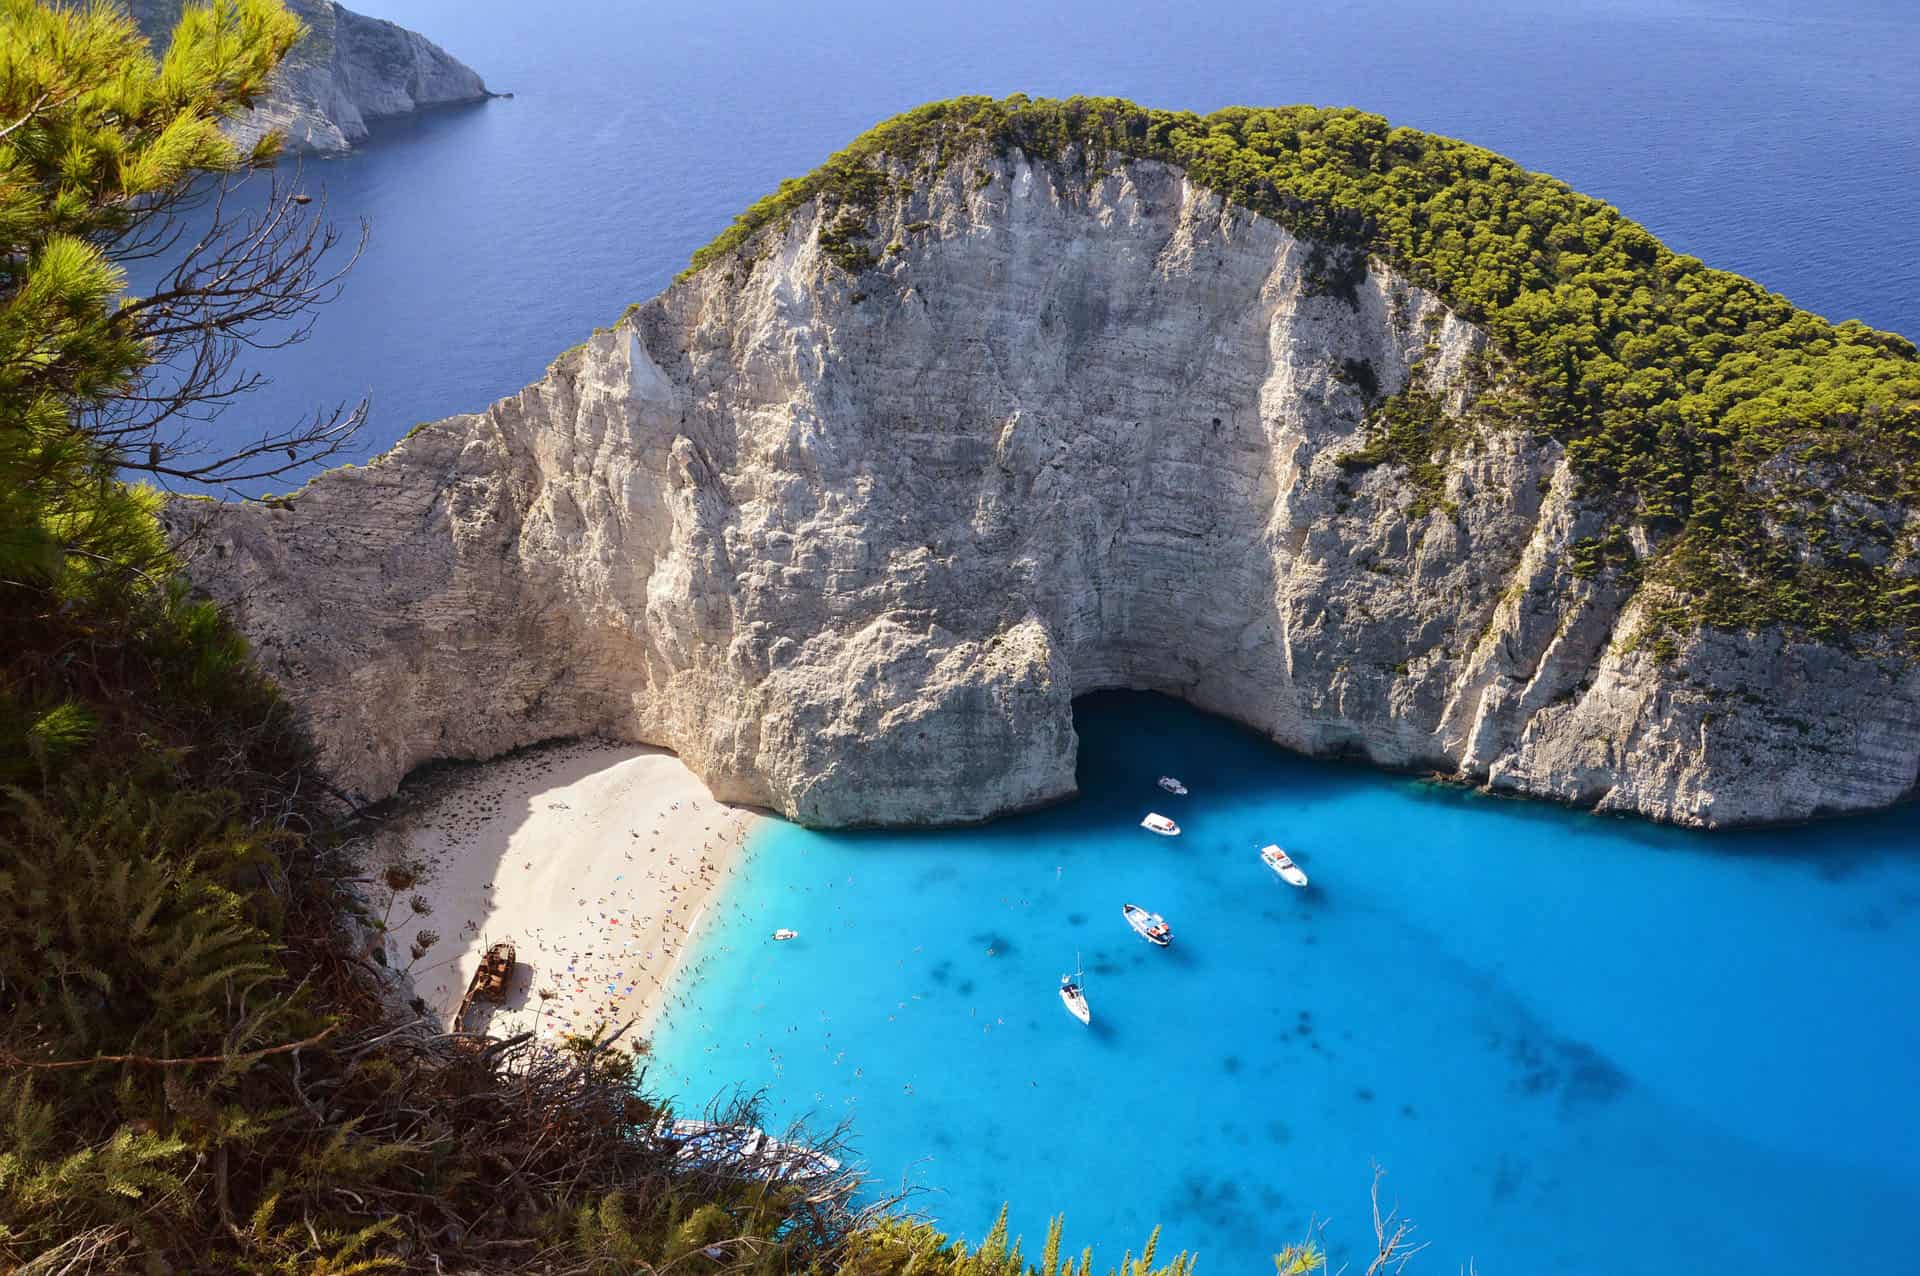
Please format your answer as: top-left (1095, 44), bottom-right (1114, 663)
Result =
top-left (1260, 844), bottom-right (1309, 888)
top-left (1140, 812), bottom-right (1180, 836)
top-left (1058, 955), bottom-right (1090, 1025)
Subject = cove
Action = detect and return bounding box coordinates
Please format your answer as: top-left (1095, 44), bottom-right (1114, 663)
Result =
top-left (648, 692), bottom-right (1920, 1274)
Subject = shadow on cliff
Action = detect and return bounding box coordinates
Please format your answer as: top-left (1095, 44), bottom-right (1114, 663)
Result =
top-left (1084, 692), bottom-right (1920, 879)
top-left (824, 689), bottom-right (1920, 897)
top-left (818, 690), bottom-right (1392, 861)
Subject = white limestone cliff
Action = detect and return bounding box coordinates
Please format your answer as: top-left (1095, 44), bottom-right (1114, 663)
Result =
top-left (130, 0), bottom-right (488, 155)
top-left (169, 150), bottom-right (1920, 827)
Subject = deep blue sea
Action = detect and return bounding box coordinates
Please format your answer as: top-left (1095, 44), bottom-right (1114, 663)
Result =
top-left (649, 694), bottom-right (1920, 1274)
top-left (154, 1), bottom-right (1920, 1268)
top-left (167, 0), bottom-right (1920, 487)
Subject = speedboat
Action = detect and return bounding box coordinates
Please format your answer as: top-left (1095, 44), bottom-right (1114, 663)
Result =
top-left (1260, 844), bottom-right (1309, 888)
top-left (1122, 903), bottom-right (1172, 947)
top-left (1157, 776), bottom-right (1188, 796)
top-left (771, 928), bottom-right (799, 941)
top-left (1059, 974), bottom-right (1090, 1025)
top-left (1140, 812), bottom-right (1180, 836)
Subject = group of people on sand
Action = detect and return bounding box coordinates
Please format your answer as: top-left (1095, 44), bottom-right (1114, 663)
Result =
top-left (400, 790), bottom-right (755, 1044)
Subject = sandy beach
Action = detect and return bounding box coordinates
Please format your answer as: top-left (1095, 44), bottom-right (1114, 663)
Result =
top-left (362, 739), bottom-right (757, 1046)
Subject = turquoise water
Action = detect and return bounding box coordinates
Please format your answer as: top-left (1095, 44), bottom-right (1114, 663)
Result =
top-left (649, 693), bottom-right (1920, 1274)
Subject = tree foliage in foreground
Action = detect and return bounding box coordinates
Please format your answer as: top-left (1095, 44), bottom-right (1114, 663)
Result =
top-left (682, 94), bottom-right (1920, 649)
top-left (0, 8), bottom-right (1410, 1273)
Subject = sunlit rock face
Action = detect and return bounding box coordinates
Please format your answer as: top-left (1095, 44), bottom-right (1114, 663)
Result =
top-left (172, 151), bottom-right (1920, 827)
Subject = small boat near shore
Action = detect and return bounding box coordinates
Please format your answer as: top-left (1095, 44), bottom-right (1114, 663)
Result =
top-left (1122, 903), bottom-right (1172, 946)
top-left (771, 928), bottom-right (799, 942)
top-left (1260, 844), bottom-right (1309, 888)
top-left (1140, 812), bottom-right (1180, 836)
top-left (1157, 776), bottom-right (1188, 795)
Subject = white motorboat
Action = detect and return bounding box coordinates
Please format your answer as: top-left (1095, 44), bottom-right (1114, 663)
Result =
top-left (1140, 812), bottom-right (1181, 836)
top-left (1157, 776), bottom-right (1188, 796)
top-left (1121, 902), bottom-right (1172, 947)
top-left (771, 928), bottom-right (799, 942)
top-left (1260, 844), bottom-right (1309, 888)
top-left (1059, 960), bottom-right (1090, 1025)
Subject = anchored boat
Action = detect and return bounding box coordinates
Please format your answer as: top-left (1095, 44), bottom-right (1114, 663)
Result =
top-left (1140, 812), bottom-right (1180, 836)
top-left (1260, 844), bottom-right (1309, 888)
top-left (771, 928), bottom-right (799, 942)
top-left (1157, 776), bottom-right (1188, 795)
top-left (1059, 956), bottom-right (1090, 1025)
top-left (1122, 903), bottom-right (1173, 947)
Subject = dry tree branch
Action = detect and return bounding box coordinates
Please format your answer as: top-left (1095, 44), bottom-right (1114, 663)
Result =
top-left (1, 1022), bottom-right (339, 1071)
top-left (1363, 1163), bottom-right (1430, 1276)
top-left (11, 1224), bottom-right (131, 1276)
top-left (87, 170), bottom-right (372, 490)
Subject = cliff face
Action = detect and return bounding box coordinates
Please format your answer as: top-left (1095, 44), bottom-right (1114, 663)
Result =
top-left (130, 0), bottom-right (488, 155)
top-left (171, 151), bottom-right (1920, 827)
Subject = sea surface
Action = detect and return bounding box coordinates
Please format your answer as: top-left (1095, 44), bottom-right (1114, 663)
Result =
top-left (146, 1), bottom-right (1920, 1268)
top-left (648, 693), bottom-right (1920, 1275)
top-left (153, 0), bottom-right (1920, 490)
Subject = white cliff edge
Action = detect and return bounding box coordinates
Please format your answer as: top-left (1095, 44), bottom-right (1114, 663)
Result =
top-left (168, 151), bottom-right (1920, 828)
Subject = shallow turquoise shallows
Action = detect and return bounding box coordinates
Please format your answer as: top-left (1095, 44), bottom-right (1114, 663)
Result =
top-left (649, 693), bottom-right (1920, 1273)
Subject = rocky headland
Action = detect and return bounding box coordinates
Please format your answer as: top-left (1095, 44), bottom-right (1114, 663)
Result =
top-left (129, 0), bottom-right (488, 154)
top-left (171, 98), bottom-right (1920, 829)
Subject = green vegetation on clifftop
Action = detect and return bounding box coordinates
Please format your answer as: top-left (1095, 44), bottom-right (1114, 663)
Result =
top-left (683, 95), bottom-right (1920, 651)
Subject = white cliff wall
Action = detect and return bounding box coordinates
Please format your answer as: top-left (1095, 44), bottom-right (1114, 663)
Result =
top-left (172, 151), bottom-right (1920, 827)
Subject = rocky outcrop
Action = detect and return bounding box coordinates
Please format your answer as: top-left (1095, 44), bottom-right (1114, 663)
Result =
top-left (129, 0), bottom-right (488, 155)
top-left (170, 149), bottom-right (1920, 827)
